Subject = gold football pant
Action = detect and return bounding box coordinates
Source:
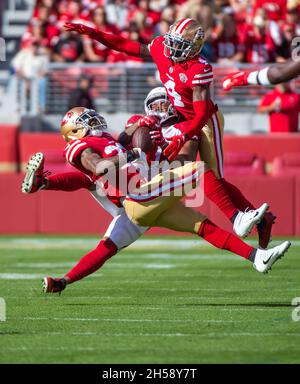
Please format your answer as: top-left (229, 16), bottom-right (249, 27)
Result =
top-left (124, 162), bottom-right (207, 234)
top-left (200, 110), bottom-right (225, 179)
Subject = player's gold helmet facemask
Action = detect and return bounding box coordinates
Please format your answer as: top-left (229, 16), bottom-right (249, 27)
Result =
top-left (60, 107), bottom-right (107, 142)
top-left (163, 18), bottom-right (205, 62)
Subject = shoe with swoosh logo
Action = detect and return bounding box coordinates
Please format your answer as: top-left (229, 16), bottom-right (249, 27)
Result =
top-left (233, 203), bottom-right (269, 238)
top-left (253, 241), bottom-right (291, 273)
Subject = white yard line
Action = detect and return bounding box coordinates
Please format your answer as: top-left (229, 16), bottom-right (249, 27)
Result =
top-left (0, 237), bottom-right (296, 250)
top-left (0, 273), bottom-right (44, 280)
top-left (1, 330), bottom-right (300, 339)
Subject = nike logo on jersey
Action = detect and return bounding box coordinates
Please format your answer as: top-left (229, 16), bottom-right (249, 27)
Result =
top-left (204, 67), bottom-right (210, 72)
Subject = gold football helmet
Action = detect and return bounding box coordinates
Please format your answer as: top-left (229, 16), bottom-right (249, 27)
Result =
top-left (60, 107), bottom-right (107, 142)
top-left (163, 18), bottom-right (205, 62)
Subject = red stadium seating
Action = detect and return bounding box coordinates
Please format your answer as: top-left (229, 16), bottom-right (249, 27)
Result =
top-left (224, 134), bottom-right (300, 163)
top-left (224, 152), bottom-right (265, 176)
top-left (272, 153), bottom-right (300, 177)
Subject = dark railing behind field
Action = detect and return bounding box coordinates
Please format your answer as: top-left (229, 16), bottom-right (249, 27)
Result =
top-left (30, 62), bottom-right (300, 115)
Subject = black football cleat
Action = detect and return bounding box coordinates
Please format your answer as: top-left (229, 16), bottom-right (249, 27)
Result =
top-left (42, 277), bottom-right (67, 294)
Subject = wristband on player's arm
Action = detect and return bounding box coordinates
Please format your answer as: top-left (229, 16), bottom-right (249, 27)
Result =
top-left (247, 68), bottom-right (271, 86)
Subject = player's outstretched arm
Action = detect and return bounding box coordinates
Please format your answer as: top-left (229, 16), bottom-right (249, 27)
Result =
top-left (64, 22), bottom-right (152, 59)
top-left (223, 59), bottom-right (300, 91)
top-left (267, 59), bottom-right (300, 84)
top-left (80, 148), bottom-right (140, 176)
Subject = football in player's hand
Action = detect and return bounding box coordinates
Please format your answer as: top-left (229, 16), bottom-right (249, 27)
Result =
top-left (132, 126), bottom-right (154, 153)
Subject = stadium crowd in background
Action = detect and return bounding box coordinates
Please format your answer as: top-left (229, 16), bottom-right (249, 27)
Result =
top-left (258, 80), bottom-right (300, 132)
top-left (21, 0), bottom-right (300, 65)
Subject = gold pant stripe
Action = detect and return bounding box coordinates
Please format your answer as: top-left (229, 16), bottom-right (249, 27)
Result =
top-left (200, 110), bottom-right (225, 179)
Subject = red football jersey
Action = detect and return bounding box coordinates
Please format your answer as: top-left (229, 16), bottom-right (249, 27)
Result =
top-left (259, 89), bottom-right (300, 133)
top-left (64, 133), bottom-right (131, 206)
top-left (148, 36), bottom-right (214, 121)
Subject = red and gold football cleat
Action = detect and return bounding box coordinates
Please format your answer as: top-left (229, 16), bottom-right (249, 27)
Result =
top-left (42, 277), bottom-right (67, 294)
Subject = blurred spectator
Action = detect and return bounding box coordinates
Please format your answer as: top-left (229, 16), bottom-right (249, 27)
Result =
top-left (277, 22), bottom-right (297, 59)
top-left (68, 75), bottom-right (95, 110)
top-left (286, 5), bottom-right (300, 36)
top-left (253, 0), bottom-right (287, 22)
top-left (105, 0), bottom-right (129, 30)
top-left (211, 13), bottom-right (244, 64)
top-left (27, 0), bottom-right (298, 65)
top-left (52, 30), bottom-right (84, 62)
top-left (258, 82), bottom-right (300, 132)
top-left (12, 40), bottom-right (49, 114)
top-left (83, 7), bottom-right (120, 62)
top-left (239, 7), bottom-right (282, 63)
top-left (177, 0), bottom-right (214, 33)
top-left (154, 5), bottom-right (176, 35)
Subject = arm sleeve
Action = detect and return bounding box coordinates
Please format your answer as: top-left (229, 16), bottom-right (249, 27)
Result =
top-left (88, 28), bottom-right (141, 57)
top-left (173, 99), bottom-right (217, 139)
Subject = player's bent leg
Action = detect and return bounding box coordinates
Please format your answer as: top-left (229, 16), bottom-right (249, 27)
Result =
top-left (200, 112), bottom-right (273, 241)
top-left (42, 211), bottom-right (148, 293)
top-left (200, 110), bottom-right (225, 179)
top-left (198, 219), bottom-right (255, 259)
top-left (153, 204), bottom-right (291, 273)
top-left (200, 112), bottom-right (240, 221)
top-left (198, 219), bottom-right (291, 272)
top-left (152, 200), bottom-right (207, 234)
top-left (124, 162), bottom-right (200, 227)
top-left (43, 237), bottom-right (118, 293)
top-left (103, 211), bottom-right (148, 250)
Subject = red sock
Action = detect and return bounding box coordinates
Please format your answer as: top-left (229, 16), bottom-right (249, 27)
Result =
top-left (222, 179), bottom-right (255, 211)
top-left (198, 219), bottom-right (254, 259)
top-left (203, 170), bottom-right (238, 220)
top-left (65, 238), bottom-right (118, 282)
top-left (46, 172), bottom-right (92, 191)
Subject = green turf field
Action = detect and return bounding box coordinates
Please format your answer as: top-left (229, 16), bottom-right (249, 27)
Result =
top-left (0, 236), bottom-right (299, 364)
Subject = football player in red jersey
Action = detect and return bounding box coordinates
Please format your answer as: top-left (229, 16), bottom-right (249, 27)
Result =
top-left (223, 58), bottom-right (300, 91)
top-left (22, 105), bottom-right (290, 293)
top-left (64, 18), bottom-right (275, 248)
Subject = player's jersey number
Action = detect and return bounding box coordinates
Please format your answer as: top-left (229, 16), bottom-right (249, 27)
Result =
top-left (165, 79), bottom-right (185, 107)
